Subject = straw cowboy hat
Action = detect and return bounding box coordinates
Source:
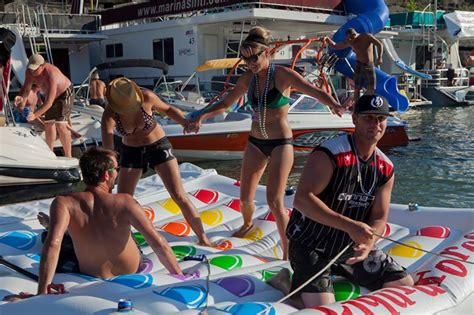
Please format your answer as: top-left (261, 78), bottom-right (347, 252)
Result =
top-left (106, 77), bottom-right (143, 114)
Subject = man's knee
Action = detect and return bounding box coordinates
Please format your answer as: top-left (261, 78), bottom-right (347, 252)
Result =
top-left (266, 195), bottom-right (285, 211)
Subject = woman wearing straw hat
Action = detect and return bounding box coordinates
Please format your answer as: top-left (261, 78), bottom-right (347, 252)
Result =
top-left (101, 77), bottom-right (213, 247)
top-left (186, 26), bottom-right (347, 259)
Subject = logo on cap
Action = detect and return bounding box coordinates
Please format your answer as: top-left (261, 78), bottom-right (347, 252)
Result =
top-left (370, 96), bottom-right (383, 108)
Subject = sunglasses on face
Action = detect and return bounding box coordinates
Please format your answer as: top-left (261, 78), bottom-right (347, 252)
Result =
top-left (107, 166), bottom-right (120, 173)
top-left (241, 50), bottom-right (266, 64)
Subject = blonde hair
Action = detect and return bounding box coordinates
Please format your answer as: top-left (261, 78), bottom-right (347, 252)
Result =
top-left (241, 26), bottom-right (271, 56)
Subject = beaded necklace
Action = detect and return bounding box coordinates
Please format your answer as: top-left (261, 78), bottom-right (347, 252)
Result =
top-left (254, 63), bottom-right (273, 139)
top-left (352, 135), bottom-right (378, 196)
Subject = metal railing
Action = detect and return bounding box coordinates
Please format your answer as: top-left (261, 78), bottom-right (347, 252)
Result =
top-left (0, 9), bottom-right (101, 35)
top-left (418, 68), bottom-right (470, 87)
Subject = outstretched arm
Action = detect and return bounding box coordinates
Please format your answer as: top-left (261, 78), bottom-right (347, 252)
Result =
top-left (325, 37), bottom-right (350, 50)
top-left (294, 150), bottom-right (374, 245)
top-left (127, 196), bottom-right (182, 275)
top-left (195, 72), bottom-right (251, 122)
top-left (37, 197), bottom-right (70, 294)
top-left (101, 107), bottom-right (116, 151)
top-left (144, 90), bottom-right (187, 127)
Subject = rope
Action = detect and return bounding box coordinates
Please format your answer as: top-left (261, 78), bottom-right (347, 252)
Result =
top-left (256, 230), bottom-right (474, 314)
top-left (256, 243), bottom-right (352, 315)
top-left (373, 232), bottom-right (474, 265)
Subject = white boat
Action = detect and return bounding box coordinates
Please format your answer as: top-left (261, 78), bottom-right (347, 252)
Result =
top-left (162, 92), bottom-right (409, 161)
top-left (0, 125), bottom-right (81, 204)
top-left (0, 163), bottom-right (472, 314)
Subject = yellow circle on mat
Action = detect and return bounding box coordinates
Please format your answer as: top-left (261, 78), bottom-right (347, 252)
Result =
top-left (388, 241), bottom-right (423, 258)
top-left (200, 209), bottom-right (223, 226)
top-left (159, 199), bottom-right (181, 214)
top-left (244, 227), bottom-right (263, 241)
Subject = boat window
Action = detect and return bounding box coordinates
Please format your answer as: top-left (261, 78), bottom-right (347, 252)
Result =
top-left (105, 43), bottom-right (123, 58)
top-left (153, 38), bottom-right (174, 65)
top-left (290, 95), bottom-right (329, 113)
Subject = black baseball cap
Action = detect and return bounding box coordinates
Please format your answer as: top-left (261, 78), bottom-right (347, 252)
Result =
top-left (354, 95), bottom-right (391, 116)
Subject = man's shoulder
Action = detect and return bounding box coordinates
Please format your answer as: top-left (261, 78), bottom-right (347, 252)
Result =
top-left (319, 134), bottom-right (349, 153)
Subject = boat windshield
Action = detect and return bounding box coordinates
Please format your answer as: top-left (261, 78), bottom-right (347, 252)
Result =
top-left (289, 93), bottom-right (331, 113)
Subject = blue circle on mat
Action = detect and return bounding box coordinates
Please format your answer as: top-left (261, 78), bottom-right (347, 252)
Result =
top-left (0, 231), bottom-right (37, 250)
top-left (107, 274), bottom-right (153, 289)
top-left (155, 284), bottom-right (207, 308)
top-left (224, 302), bottom-right (275, 315)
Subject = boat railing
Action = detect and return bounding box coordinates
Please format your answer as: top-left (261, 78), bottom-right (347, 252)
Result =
top-left (0, 9), bottom-right (101, 36)
top-left (418, 68), bottom-right (470, 87)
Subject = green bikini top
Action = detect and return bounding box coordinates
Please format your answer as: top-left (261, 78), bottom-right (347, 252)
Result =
top-left (248, 64), bottom-right (290, 109)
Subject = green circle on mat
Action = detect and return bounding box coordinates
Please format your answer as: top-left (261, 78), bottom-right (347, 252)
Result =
top-left (334, 280), bottom-right (360, 301)
top-left (209, 255), bottom-right (243, 271)
top-left (172, 245), bottom-right (196, 260)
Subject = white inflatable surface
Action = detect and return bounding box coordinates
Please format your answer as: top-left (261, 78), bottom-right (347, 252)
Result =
top-left (0, 163), bottom-right (473, 314)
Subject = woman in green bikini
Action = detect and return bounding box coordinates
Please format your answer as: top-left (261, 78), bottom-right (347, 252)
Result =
top-left (187, 26), bottom-right (346, 259)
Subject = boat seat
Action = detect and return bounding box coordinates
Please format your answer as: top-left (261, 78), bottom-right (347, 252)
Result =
top-left (224, 112), bottom-right (251, 121)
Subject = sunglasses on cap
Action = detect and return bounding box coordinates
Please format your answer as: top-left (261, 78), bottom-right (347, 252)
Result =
top-left (241, 50), bottom-right (266, 64)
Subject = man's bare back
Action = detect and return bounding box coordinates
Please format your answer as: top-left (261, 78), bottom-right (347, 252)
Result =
top-left (60, 190), bottom-right (142, 278)
top-left (89, 79), bottom-right (106, 100)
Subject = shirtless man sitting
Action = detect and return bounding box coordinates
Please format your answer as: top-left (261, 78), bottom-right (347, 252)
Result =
top-left (89, 71), bottom-right (106, 107)
top-left (4, 147), bottom-right (182, 301)
top-left (325, 28), bottom-right (384, 101)
top-left (15, 54), bottom-right (75, 157)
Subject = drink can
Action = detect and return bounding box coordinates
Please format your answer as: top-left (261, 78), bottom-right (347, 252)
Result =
top-left (117, 299), bottom-right (133, 312)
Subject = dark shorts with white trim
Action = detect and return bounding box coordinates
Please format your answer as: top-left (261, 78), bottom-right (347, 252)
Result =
top-left (289, 241), bottom-right (408, 295)
top-left (120, 137), bottom-right (176, 173)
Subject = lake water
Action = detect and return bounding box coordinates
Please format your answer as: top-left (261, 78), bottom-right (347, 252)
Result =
top-left (193, 105), bottom-right (474, 208)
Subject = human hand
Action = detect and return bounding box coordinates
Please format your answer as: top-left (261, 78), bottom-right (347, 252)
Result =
top-left (346, 221), bottom-right (374, 245)
top-left (377, 57), bottom-right (383, 66)
top-left (183, 117), bottom-right (202, 134)
top-left (14, 96), bottom-right (24, 108)
top-left (330, 103), bottom-right (346, 117)
top-left (197, 237), bottom-right (217, 248)
top-left (26, 111), bottom-right (36, 122)
top-left (345, 242), bottom-right (373, 265)
top-left (2, 291), bottom-right (35, 302)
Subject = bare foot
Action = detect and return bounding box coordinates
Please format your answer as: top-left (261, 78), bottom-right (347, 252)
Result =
top-left (70, 129), bottom-right (82, 139)
top-left (266, 268), bottom-right (291, 295)
top-left (232, 224), bottom-right (254, 238)
top-left (37, 212), bottom-right (50, 229)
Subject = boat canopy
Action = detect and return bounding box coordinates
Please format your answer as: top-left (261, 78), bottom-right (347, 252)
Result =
top-left (95, 59), bottom-right (169, 75)
top-left (195, 58), bottom-right (243, 72)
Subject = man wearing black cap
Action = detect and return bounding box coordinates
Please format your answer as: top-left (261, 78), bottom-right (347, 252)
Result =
top-left (275, 95), bottom-right (413, 308)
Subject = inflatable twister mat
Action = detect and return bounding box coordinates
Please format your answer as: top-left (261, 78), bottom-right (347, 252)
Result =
top-left (0, 163), bottom-right (473, 314)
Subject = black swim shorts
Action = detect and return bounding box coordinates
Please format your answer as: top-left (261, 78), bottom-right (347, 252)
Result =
top-left (120, 137), bottom-right (176, 172)
top-left (289, 241), bottom-right (408, 295)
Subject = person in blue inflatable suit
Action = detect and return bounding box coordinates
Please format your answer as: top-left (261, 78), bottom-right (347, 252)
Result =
top-left (325, 28), bottom-right (384, 102)
top-left (3, 147), bottom-right (182, 302)
top-left (269, 95), bottom-right (414, 308)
